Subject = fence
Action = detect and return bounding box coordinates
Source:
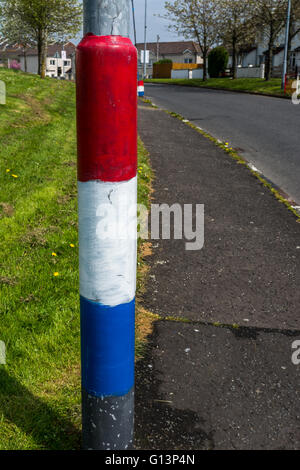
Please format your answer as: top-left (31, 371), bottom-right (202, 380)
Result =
top-left (171, 68), bottom-right (205, 80)
top-left (154, 63), bottom-right (202, 79)
top-left (152, 63), bottom-right (172, 79)
top-left (236, 64), bottom-right (265, 79)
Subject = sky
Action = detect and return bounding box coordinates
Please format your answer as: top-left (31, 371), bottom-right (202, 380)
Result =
top-left (75, 1), bottom-right (184, 44)
top-left (132, 0), bottom-right (184, 44)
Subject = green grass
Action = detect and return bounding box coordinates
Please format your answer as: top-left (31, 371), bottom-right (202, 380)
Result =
top-left (145, 77), bottom-right (287, 97)
top-left (0, 69), bottom-right (152, 449)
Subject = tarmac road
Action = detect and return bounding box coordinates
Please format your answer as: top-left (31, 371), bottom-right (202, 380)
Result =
top-left (145, 83), bottom-right (300, 205)
top-left (135, 101), bottom-right (300, 450)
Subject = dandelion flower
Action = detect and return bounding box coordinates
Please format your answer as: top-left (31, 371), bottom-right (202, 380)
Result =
top-left (52, 252), bottom-right (57, 257)
top-left (12, 174), bottom-right (18, 178)
top-left (6, 169), bottom-right (10, 173)
top-left (70, 243), bottom-right (75, 248)
top-left (53, 272), bottom-right (60, 277)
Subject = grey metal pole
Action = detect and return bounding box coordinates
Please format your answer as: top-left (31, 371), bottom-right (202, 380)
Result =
top-left (282, 0), bottom-right (291, 89)
top-left (143, 0), bottom-right (147, 79)
top-left (80, 0), bottom-right (135, 451)
top-left (83, 0), bottom-right (131, 37)
top-left (131, 0), bottom-right (137, 46)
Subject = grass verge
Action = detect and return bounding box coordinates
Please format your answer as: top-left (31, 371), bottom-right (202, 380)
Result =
top-left (0, 69), bottom-right (153, 449)
top-left (145, 77), bottom-right (289, 98)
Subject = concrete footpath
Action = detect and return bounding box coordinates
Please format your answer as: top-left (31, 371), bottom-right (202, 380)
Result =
top-left (134, 101), bottom-right (300, 450)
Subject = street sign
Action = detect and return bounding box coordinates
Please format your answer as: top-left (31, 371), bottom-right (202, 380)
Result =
top-left (141, 50), bottom-right (149, 64)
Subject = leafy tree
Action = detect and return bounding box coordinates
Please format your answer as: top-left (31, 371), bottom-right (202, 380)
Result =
top-left (0, 0), bottom-right (34, 72)
top-left (287, 0), bottom-right (300, 68)
top-left (208, 46), bottom-right (229, 77)
top-left (0, 0), bottom-right (82, 78)
top-left (253, 0), bottom-right (288, 80)
top-left (154, 59), bottom-right (173, 64)
top-left (163, 0), bottom-right (218, 81)
top-left (216, 0), bottom-right (256, 79)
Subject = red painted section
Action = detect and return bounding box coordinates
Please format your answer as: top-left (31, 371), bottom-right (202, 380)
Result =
top-left (284, 74), bottom-right (287, 94)
top-left (138, 80), bottom-right (144, 87)
top-left (76, 34), bottom-right (137, 182)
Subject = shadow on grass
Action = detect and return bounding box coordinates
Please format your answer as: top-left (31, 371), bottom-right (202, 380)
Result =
top-left (0, 369), bottom-right (81, 450)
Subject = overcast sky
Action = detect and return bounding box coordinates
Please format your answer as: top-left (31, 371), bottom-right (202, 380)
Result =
top-left (76, 1), bottom-right (184, 44)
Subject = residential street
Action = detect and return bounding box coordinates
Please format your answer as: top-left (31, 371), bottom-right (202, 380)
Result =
top-left (145, 83), bottom-right (300, 205)
top-left (135, 101), bottom-right (300, 450)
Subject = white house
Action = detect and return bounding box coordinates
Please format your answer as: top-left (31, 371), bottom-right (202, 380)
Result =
top-left (228, 22), bottom-right (300, 77)
top-left (136, 41), bottom-right (203, 79)
top-left (19, 42), bottom-right (76, 79)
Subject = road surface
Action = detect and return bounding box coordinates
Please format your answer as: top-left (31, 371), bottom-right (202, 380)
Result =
top-left (145, 83), bottom-right (300, 204)
top-left (135, 102), bottom-right (300, 450)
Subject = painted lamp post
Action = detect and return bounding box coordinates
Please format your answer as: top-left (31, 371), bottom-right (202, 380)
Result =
top-left (76, 0), bottom-right (137, 450)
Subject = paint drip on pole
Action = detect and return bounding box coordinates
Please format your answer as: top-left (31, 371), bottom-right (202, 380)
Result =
top-left (77, 0), bottom-right (137, 450)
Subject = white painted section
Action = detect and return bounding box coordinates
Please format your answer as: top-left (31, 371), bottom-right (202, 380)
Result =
top-left (248, 163), bottom-right (261, 174)
top-left (78, 177), bottom-right (137, 307)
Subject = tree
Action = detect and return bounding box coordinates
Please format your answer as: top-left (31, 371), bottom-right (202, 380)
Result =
top-left (163, 0), bottom-right (218, 81)
top-left (0, 0), bottom-right (34, 72)
top-left (154, 59), bottom-right (173, 64)
top-left (253, 0), bottom-right (288, 80)
top-left (287, 0), bottom-right (300, 69)
top-left (208, 46), bottom-right (229, 77)
top-left (0, 0), bottom-right (82, 78)
top-left (216, 0), bottom-right (256, 79)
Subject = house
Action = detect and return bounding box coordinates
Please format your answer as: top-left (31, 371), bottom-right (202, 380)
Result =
top-left (19, 42), bottom-right (76, 79)
top-left (0, 40), bottom-right (76, 78)
top-left (136, 41), bottom-right (203, 78)
top-left (0, 39), bottom-right (24, 68)
top-left (228, 27), bottom-right (300, 77)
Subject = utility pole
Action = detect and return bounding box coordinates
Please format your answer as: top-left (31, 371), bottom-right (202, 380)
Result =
top-left (131, 0), bottom-right (137, 46)
top-left (78, 0), bottom-right (137, 450)
top-left (83, 0), bottom-right (131, 36)
top-left (143, 0), bottom-right (147, 79)
top-left (282, 0), bottom-right (291, 89)
top-left (157, 35), bottom-right (160, 62)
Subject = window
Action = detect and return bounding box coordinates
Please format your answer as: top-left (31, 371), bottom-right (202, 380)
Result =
top-left (64, 60), bottom-right (69, 66)
top-left (50, 59), bottom-right (55, 65)
top-left (184, 58), bottom-right (193, 64)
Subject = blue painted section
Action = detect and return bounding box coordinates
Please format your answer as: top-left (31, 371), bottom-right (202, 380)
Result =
top-left (138, 91), bottom-right (145, 97)
top-left (80, 296), bottom-right (135, 397)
